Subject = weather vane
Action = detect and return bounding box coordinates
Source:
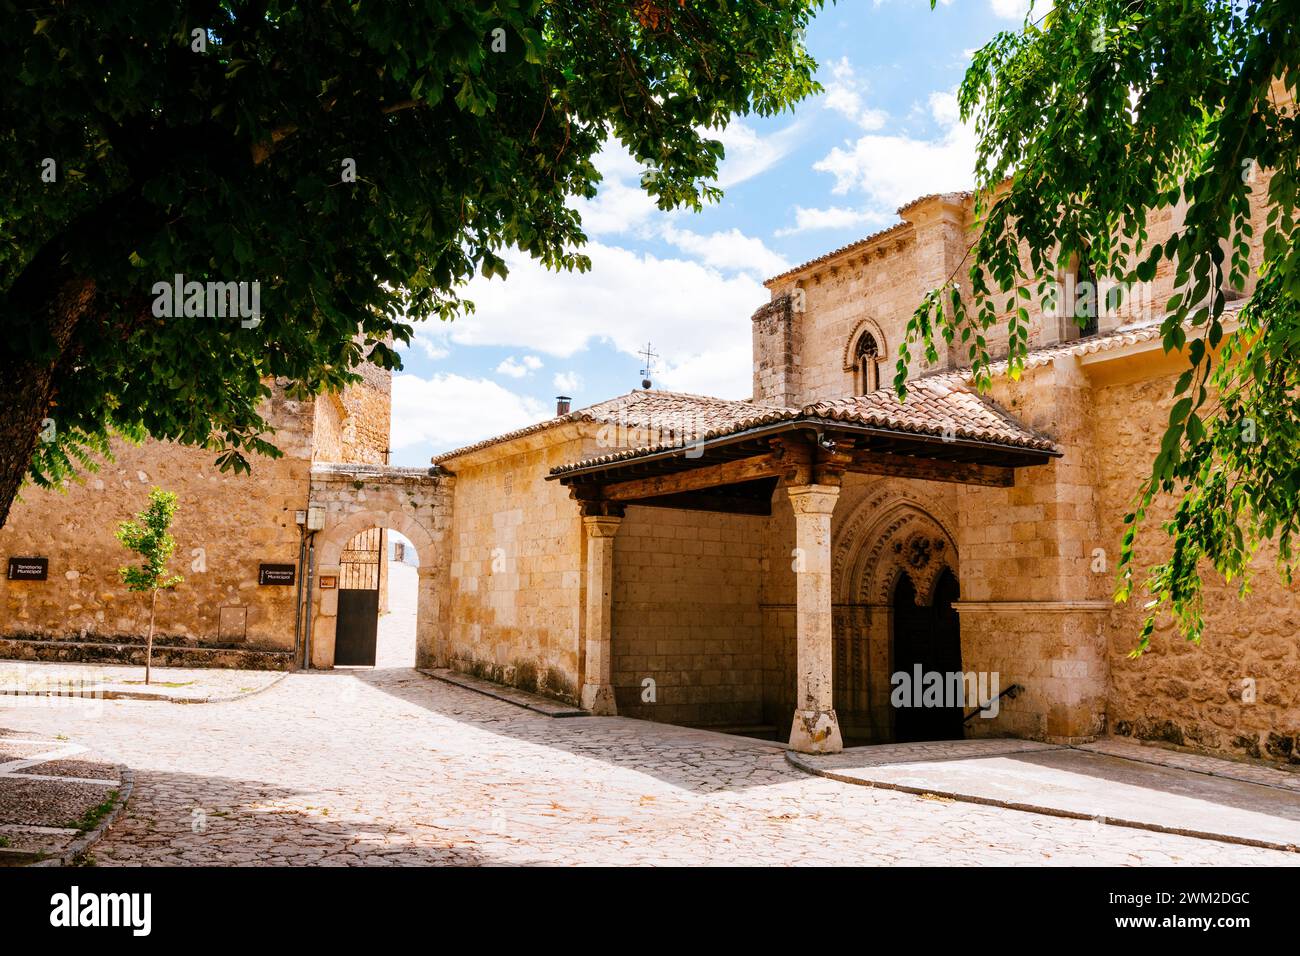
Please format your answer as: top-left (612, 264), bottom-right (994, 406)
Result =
top-left (638, 341), bottom-right (659, 390)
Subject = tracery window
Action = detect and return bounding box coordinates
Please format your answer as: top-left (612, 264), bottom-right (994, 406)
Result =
top-left (855, 332), bottom-right (881, 394)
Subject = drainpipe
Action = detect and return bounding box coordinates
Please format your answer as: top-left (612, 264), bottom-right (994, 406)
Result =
top-left (302, 529), bottom-right (319, 669)
top-left (292, 524), bottom-right (307, 667)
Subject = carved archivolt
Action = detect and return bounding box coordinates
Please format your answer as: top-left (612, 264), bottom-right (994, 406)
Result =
top-left (841, 317), bottom-right (889, 371)
top-left (833, 480), bottom-right (958, 606)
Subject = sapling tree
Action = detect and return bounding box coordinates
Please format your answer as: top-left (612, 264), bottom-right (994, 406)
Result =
top-left (116, 488), bottom-right (184, 684)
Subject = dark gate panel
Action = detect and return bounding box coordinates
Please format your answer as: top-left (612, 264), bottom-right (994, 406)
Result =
top-left (334, 527), bottom-right (382, 666)
top-left (335, 588), bottom-right (380, 665)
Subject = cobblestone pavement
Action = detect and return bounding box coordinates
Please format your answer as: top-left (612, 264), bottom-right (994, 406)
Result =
top-left (0, 729), bottom-right (123, 861)
top-left (0, 667), bottom-right (1296, 866)
top-left (0, 661), bottom-right (285, 703)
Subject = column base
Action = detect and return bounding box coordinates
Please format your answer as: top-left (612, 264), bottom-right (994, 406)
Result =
top-left (580, 683), bottom-right (617, 716)
top-left (789, 709), bottom-right (843, 754)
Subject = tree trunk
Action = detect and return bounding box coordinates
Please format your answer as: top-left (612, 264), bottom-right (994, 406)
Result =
top-left (0, 278), bottom-right (97, 528)
top-left (0, 183), bottom-right (156, 530)
top-left (146, 589), bottom-right (157, 686)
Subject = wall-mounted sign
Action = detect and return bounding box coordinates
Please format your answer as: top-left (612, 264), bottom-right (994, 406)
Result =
top-left (319, 575), bottom-right (337, 590)
top-left (258, 563), bottom-right (296, 586)
top-left (7, 557), bottom-right (48, 581)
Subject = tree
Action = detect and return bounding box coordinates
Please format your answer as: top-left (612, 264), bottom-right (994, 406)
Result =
top-left (0, 0), bottom-right (825, 526)
top-left (901, 0), bottom-right (1298, 651)
top-left (116, 487), bottom-right (184, 684)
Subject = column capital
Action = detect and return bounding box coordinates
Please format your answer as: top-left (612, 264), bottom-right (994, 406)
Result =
top-left (582, 513), bottom-right (623, 537)
top-left (786, 482), bottom-right (840, 515)
top-left (578, 499), bottom-right (626, 520)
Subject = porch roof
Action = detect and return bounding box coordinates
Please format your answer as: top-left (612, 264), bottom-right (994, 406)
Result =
top-left (548, 377), bottom-right (1059, 485)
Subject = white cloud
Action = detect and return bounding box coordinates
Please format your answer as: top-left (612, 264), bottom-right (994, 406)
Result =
top-left (417, 241), bottom-right (765, 399)
top-left (416, 338), bottom-right (449, 360)
top-left (572, 122), bottom-right (802, 241)
top-left (660, 225), bottom-right (789, 278)
top-left (553, 371), bottom-right (582, 394)
top-left (811, 86), bottom-right (977, 215)
top-left (713, 119), bottom-right (805, 189)
top-left (390, 373), bottom-right (547, 455)
top-left (990, 0), bottom-right (1051, 20)
top-left (774, 205), bottom-right (895, 237)
top-left (820, 58), bottom-right (890, 131)
top-left (495, 354), bottom-right (542, 378)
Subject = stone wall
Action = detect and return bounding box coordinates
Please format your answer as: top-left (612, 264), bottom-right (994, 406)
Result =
top-left (612, 505), bottom-right (765, 727)
top-left (1092, 367), bottom-right (1300, 764)
top-left (438, 427), bottom-right (595, 703)
top-left (0, 388), bottom-right (316, 651)
top-left (311, 362), bottom-right (393, 465)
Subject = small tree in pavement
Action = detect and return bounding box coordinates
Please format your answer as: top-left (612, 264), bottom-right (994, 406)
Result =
top-left (116, 488), bottom-right (184, 685)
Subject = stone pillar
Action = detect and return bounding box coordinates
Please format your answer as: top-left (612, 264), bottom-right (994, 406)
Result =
top-left (787, 483), bottom-right (843, 753)
top-left (414, 565), bottom-right (441, 669)
top-left (581, 511), bottom-right (623, 715)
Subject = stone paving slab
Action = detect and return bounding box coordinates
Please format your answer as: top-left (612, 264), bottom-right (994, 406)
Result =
top-left (789, 742), bottom-right (1300, 853)
top-left (0, 660), bottom-right (286, 703)
top-left (1080, 738), bottom-right (1300, 793)
top-left (421, 668), bottom-right (589, 717)
top-left (0, 730), bottom-right (128, 865)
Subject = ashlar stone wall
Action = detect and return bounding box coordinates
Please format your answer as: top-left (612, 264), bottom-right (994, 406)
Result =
top-left (0, 388), bottom-right (317, 651)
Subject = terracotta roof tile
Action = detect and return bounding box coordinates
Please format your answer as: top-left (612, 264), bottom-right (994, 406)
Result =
top-left (431, 389), bottom-right (785, 464)
top-left (547, 379), bottom-right (1056, 477)
top-left (801, 377), bottom-right (1056, 451)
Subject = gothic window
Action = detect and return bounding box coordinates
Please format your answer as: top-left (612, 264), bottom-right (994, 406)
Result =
top-left (1076, 251), bottom-right (1099, 338)
top-left (1060, 249), bottom-right (1099, 341)
top-left (854, 332), bottom-right (881, 394)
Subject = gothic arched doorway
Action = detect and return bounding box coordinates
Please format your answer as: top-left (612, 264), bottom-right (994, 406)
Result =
top-left (891, 566), bottom-right (963, 742)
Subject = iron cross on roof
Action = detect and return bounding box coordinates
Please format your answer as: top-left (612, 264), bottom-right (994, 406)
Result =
top-left (638, 342), bottom-right (658, 389)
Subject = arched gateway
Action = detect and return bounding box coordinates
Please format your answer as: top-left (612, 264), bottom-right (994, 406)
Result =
top-left (306, 464), bottom-right (453, 670)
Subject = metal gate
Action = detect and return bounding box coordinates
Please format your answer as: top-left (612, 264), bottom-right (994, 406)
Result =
top-left (335, 527), bottom-right (382, 666)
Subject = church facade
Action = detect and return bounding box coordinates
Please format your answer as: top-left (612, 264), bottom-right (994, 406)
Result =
top-left (2, 185), bottom-right (1297, 761)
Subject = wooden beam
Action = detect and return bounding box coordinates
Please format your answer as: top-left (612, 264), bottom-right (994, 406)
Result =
top-left (626, 489), bottom-right (773, 516)
top-left (848, 450), bottom-right (1015, 487)
top-left (604, 453), bottom-right (785, 501)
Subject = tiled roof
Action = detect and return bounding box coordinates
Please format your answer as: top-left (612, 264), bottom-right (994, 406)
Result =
top-left (431, 389), bottom-right (784, 464)
top-left (938, 305), bottom-right (1242, 384)
top-left (803, 377), bottom-right (1056, 451)
top-left (765, 191), bottom-right (974, 287)
top-left (764, 221), bottom-right (911, 286)
top-left (547, 378), bottom-right (1056, 477)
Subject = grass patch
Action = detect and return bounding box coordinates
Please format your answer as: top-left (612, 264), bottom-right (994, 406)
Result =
top-left (66, 789), bottom-right (120, 833)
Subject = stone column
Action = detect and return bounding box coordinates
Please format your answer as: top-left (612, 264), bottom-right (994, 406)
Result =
top-left (581, 511), bottom-right (623, 715)
top-left (414, 565), bottom-right (441, 670)
top-left (787, 483), bottom-right (843, 753)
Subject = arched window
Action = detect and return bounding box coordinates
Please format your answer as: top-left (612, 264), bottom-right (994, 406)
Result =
top-left (855, 332), bottom-right (881, 394)
top-left (1058, 249), bottom-right (1100, 341)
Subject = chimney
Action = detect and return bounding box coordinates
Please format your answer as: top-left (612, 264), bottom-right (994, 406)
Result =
top-left (555, 395), bottom-right (571, 416)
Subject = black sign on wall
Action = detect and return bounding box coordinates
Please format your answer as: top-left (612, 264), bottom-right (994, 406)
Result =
top-left (258, 563), bottom-right (296, 586)
top-left (7, 557), bottom-right (49, 581)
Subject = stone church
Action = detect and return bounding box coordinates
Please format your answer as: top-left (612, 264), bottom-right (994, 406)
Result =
top-left (2, 182), bottom-right (1296, 760)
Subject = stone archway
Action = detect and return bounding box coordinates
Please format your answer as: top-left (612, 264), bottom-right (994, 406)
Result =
top-left (307, 464), bottom-right (453, 670)
top-left (830, 481), bottom-right (959, 743)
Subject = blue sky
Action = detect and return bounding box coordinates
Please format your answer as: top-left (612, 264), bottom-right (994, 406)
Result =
top-left (389, 0), bottom-right (1034, 466)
